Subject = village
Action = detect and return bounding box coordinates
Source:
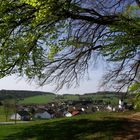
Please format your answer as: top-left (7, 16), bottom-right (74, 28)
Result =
top-left (10, 99), bottom-right (133, 121)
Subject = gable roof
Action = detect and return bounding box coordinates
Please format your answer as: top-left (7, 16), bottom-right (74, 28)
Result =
top-left (18, 111), bottom-right (30, 116)
top-left (72, 111), bottom-right (80, 116)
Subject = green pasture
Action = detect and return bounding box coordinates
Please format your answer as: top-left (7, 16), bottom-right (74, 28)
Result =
top-left (61, 95), bottom-right (79, 100)
top-left (19, 94), bottom-right (55, 104)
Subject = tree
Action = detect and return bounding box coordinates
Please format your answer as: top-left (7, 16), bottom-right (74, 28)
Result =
top-left (0, 0), bottom-right (139, 91)
top-left (12, 99), bottom-right (18, 124)
top-left (101, 4), bottom-right (140, 91)
top-left (3, 100), bottom-right (11, 121)
top-left (129, 80), bottom-right (140, 109)
top-left (2, 99), bottom-right (17, 122)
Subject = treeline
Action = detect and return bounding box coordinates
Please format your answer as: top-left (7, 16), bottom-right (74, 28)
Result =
top-left (84, 91), bottom-right (126, 97)
top-left (0, 90), bottom-right (54, 100)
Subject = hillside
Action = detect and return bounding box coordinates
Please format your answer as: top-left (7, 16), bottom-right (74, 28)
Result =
top-left (0, 90), bottom-right (134, 105)
top-left (0, 89), bottom-right (55, 101)
top-left (19, 94), bottom-right (79, 104)
top-left (0, 112), bottom-right (140, 140)
top-left (19, 94), bottom-right (55, 104)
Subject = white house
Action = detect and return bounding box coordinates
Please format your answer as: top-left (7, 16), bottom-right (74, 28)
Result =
top-left (106, 105), bottom-right (112, 111)
top-left (34, 111), bottom-right (52, 119)
top-left (10, 111), bottom-right (31, 121)
top-left (81, 108), bottom-right (85, 112)
top-left (64, 112), bottom-right (72, 117)
top-left (10, 113), bottom-right (21, 120)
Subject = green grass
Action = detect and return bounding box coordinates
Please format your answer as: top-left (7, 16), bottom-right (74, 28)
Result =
top-left (0, 115), bottom-right (10, 122)
top-left (0, 112), bottom-right (138, 140)
top-left (19, 94), bottom-right (55, 104)
top-left (0, 107), bottom-right (12, 122)
top-left (63, 95), bottom-right (79, 100)
top-left (19, 94), bottom-right (79, 104)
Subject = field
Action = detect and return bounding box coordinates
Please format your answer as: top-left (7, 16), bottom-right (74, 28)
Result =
top-left (0, 112), bottom-right (140, 140)
top-left (19, 94), bottom-right (56, 104)
top-left (19, 94), bottom-right (79, 104)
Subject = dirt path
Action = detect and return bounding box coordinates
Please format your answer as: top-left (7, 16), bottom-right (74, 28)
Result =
top-left (114, 112), bottom-right (140, 140)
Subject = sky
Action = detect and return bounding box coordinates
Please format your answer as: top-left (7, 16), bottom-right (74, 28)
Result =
top-left (0, 68), bottom-right (104, 95)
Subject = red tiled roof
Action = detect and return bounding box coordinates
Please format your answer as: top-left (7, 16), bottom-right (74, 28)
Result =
top-left (72, 111), bottom-right (79, 116)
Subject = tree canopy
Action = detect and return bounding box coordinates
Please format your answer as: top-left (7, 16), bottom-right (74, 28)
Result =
top-left (0, 0), bottom-right (140, 91)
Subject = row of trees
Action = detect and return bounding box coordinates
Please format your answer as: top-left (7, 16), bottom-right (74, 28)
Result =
top-left (0, 0), bottom-right (139, 95)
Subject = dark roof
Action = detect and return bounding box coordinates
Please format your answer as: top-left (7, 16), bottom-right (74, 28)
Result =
top-left (18, 111), bottom-right (30, 116)
top-left (67, 100), bottom-right (92, 106)
top-left (47, 109), bottom-right (55, 114)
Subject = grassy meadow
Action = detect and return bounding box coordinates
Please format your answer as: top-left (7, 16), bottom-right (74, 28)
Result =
top-left (19, 94), bottom-right (56, 104)
top-left (0, 112), bottom-right (140, 140)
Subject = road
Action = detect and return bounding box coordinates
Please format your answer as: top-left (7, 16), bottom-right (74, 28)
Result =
top-left (0, 121), bottom-right (29, 124)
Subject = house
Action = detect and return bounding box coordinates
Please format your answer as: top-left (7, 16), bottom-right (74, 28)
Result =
top-left (64, 111), bottom-right (72, 117)
top-left (10, 113), bottom-right (21, 120)
top-left (10, 111), bottom-right (31, 121)
top-left (106, 105), bottom-right (112, 111)
top-left (72, 111), bottom-right (80, 116)
top-left (34, 110), bottom-right (52, 119)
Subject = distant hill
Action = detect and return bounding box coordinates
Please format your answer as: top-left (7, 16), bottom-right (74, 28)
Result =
top-left (0, 89), bottom-right (55, 100)
top-left (83, 91), bottom-right (126, 97)
top-left (83, 91), bottom-right (135, 99)
top-left (0, 90), bottom-right (134, 105)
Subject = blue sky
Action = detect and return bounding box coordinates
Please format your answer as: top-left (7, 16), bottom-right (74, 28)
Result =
top-left (0, 68), bottom-right (104, 94)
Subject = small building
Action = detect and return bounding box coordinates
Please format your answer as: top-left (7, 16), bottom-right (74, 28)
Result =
top-left (10, 111), bottom-right (31, 121)
top-left (10, 113), bottom-right (21, 121)
top-left (34, 111), bottom-right (52, 119)
top-left (106, 105), bottom-right (112, 111)
top-left (64, 112), bottom-right (72, 117)
top-left (72, 111), bottom-right (80, 116)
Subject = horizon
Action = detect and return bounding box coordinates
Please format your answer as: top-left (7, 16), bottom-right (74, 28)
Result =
top-left (0, 69), bottom-right (127, 95)
top-left (0, 68), bottom-right (104, 95)
top-left (0, 61), bottom-right (121, 95)
top-left (0, 88), bottom-right (120, 94)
